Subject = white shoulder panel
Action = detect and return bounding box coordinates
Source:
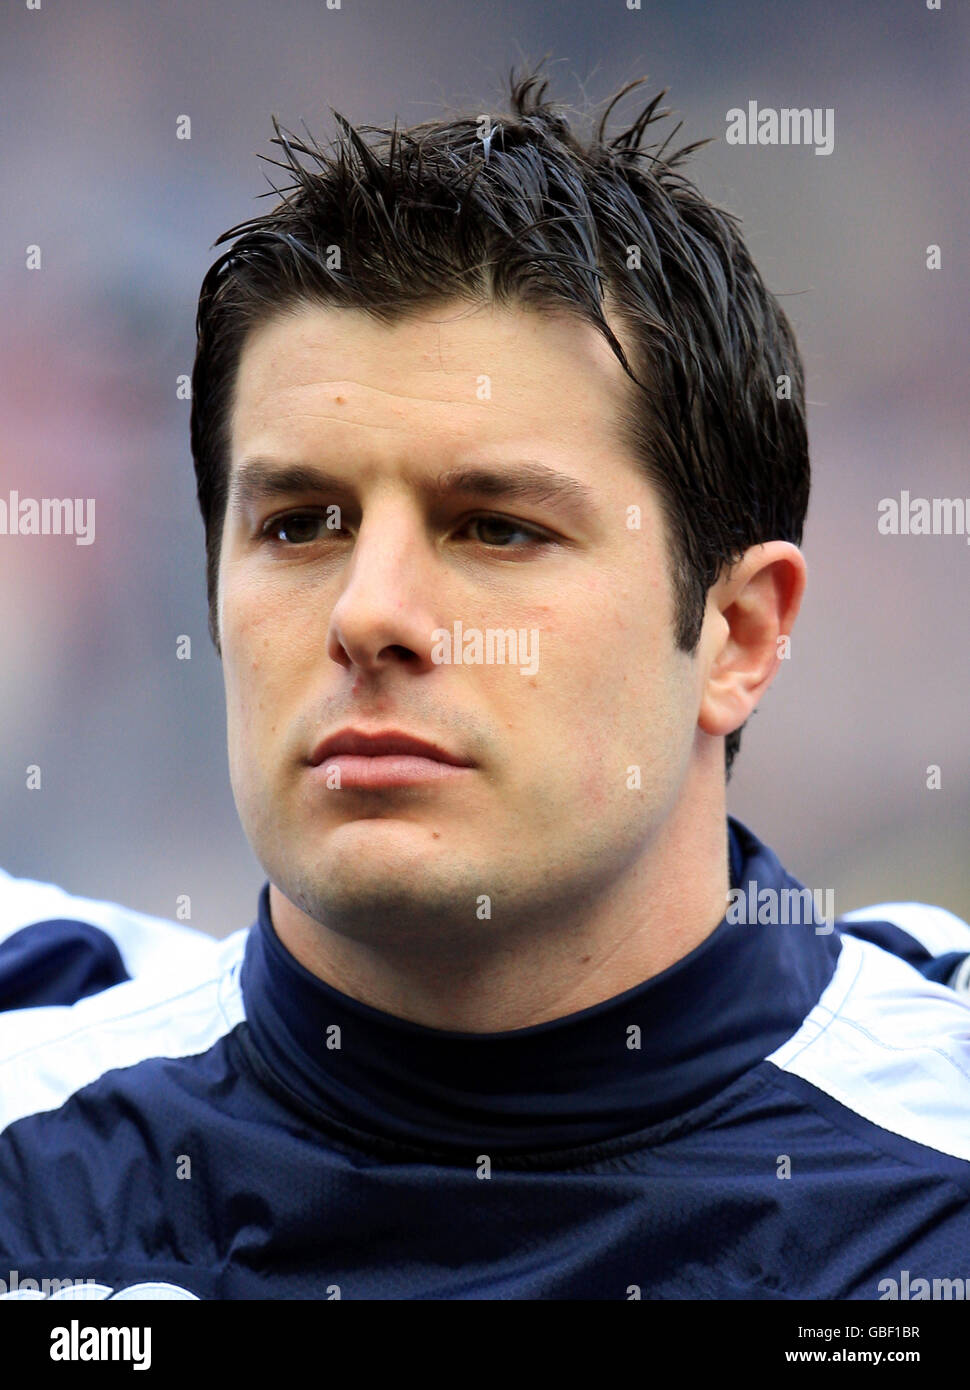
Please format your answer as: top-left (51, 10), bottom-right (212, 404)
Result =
top-left (0, 928), bottom-right (248, 1139)
top-left (840, 900), bottom-right (970, 956)
top-left (768, 933), bottom-right (970, 1162)
top-left (0, 867), bottom-right (222, 979)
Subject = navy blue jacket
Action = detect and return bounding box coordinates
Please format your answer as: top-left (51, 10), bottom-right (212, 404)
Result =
top-left (1, 818), bottom-right (968, 1300)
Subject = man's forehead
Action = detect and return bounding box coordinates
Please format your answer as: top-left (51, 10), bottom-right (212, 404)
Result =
top-left (222, 296), bottom-right (639, 508)
top-left (231, 296), bottom-right (633, 402)
top-left (227, 298), bottom-right (641, 500)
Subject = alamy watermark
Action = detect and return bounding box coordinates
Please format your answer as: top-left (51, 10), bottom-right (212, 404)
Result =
top-left (0, 1269), bottom-right (101, 1298)
top-left (879, 1269), bottom-right (969, 1300)
top-left (725, 101), bottom-right (834, 156)
top-left (877, 491), bottom-right (970, 543)
top-left (431, 621), bottom-right (539, 676)
top-left (727, 882), bottom-right (835, 934)
top-left (0, 491), bottom-right (95, 545)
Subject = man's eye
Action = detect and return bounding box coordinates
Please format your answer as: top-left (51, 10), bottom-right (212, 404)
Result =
top-left (262, 512), bottom-right (332, 545)
top-left (260, 511), bottom-right (547, 550)
top-left (462, 515), bottom-right (546, 548)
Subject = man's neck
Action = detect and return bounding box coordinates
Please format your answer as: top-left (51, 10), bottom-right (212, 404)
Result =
top-left (269, 773), bottom-right (730, 1033)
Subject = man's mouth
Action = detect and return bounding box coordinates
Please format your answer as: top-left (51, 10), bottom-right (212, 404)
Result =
top-left (307, 728), bottom-right (475, 790)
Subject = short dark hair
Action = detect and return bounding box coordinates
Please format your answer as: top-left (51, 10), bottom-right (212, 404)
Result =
top-left (191, 64), bottom-right (810, 778)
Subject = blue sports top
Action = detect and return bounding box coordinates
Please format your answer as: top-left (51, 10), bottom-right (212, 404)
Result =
top-left (0, 817), bottom-right (968, 1300)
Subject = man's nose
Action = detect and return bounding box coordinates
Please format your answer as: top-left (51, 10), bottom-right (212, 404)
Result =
top-left (326, 506), bottom-right (442, 676)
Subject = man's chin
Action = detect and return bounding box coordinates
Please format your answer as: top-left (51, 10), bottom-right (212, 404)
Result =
top-left (279, 862), bottom-right (494, 951)
top-left (313, 813), bottom-right (465, 852)
top-left (282, 819), bottom-right (480, 909)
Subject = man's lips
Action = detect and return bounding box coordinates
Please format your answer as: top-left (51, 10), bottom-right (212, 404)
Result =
top-left (309, 728), bottom-right (474, 766)
top-left (307, 728), bottom-right (475, 789)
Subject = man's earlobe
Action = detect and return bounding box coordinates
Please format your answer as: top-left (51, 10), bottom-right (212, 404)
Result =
top-left (697, 542), bottom-right (806, 740)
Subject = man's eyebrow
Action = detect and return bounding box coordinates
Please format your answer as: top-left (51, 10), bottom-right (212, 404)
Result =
top-left (429, 463), bottom-right (597, 516)
top-left (228, 458), bottom-right (599, 518)
top-left (227, 461), bottom-right (348, 511)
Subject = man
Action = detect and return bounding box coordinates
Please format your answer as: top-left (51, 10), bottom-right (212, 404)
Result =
top-left (1, 69), bottom-right (968, 1301)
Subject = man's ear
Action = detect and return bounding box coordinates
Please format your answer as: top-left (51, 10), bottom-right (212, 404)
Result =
top-left (697, 541), bottom-right (807, 741)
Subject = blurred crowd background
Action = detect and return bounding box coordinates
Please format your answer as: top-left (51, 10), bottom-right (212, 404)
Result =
top-left (1, 0), bottom-right (967, 936)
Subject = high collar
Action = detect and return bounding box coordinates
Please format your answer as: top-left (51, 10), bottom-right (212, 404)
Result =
top-left (239, 817), bottom-right (840, 1155)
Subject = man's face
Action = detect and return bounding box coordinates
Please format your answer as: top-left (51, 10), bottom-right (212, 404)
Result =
top-left (219, 299), bottom-right (703, 948)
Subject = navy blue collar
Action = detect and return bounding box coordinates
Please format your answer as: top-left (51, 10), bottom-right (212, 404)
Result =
top-left (240, 817), bottom-right (840, 1154)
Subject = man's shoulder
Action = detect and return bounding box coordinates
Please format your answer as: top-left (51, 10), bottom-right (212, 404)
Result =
top-left (837, 899), bottom-right (970, 992)
top-left (0, 867), bottom-right (250, 1139)
top-left (766, 909), bottom-right (970, 1171)
top-left (0, 865), bottom-right (225, 1006)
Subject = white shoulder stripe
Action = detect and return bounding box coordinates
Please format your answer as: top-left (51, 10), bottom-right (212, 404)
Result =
top-left (0, 867), bottom-right (221, 979)
top-left (0, 929), bottom-right (248, 1139)
top-left (768, 934), bottom-right (970, 1162)
top-left (840, 900), bottom-right (970, 957)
